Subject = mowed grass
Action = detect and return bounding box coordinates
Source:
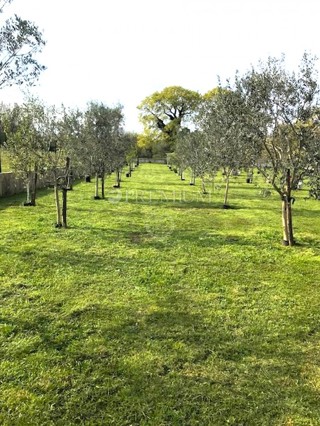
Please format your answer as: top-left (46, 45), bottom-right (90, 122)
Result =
top-left (1, 163), bottom-right (320, 426)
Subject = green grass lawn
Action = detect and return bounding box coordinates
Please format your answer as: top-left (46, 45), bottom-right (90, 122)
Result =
top-left (1, 163), bottom-right (320, 425)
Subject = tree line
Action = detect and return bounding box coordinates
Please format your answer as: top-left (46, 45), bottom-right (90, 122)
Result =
top-left (0, 0), bottom-right (319, 246)
top-left (0, 0), bottom-right (138, 229)
top-left (0, 99), bottom-right (138, 226)
top-left (138, 54), bottom-right (320, 246)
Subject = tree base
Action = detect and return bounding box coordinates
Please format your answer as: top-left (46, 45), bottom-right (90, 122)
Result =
top-left (282, 239), bottom-right (296, 246)
top-left (189, 183), bottom-right (195, 186)
top-left (113, 184), bottom-right (120, 188)
top-left (94, 195), bottom-right (101, 200)
top-left (23, 201), bottom-right (35, 207)
top-left (223, 204), bottom-right (231, 209)
top-left (55, 223), bottom-right (62, 228)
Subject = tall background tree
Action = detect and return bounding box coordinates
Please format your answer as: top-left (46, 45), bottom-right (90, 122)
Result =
top-left (138, 86), bottom-right (201, 154)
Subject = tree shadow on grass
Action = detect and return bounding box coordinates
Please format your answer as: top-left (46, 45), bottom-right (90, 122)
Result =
top-left (1, 260), bottom-right (320, 424)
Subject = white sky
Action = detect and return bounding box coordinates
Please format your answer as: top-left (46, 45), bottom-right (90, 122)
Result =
top-left (1, 0), bottom-right (320, 132)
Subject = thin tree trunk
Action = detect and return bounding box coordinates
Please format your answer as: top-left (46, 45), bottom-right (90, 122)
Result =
top-left (201, 177), bottom-right (207, 194)
top-left (62, 188), bottom-right (67, 228)
top-left (281, 169), bottom-right (295, 246)
top-left (282, 197), bottom-right (289, 245)
top-left (285, 168), bottom-right (294, 245)
top-left (101, 171), bottom-right (105, 199)
top-left (26, 173), bottom-right (31, 204)
top-left (62, 157), bottom-right (70, 228)
top-left (223, 175), bottom-right (230, 207)
top-left (190, 170), bottom-right (195, 185)
top-left (67, 168), bottom-right (73, 190)
top-left (95, 172), bottom-right (99, 198)
top-left (116, 169), bottom-right (121, 188)
top-left (54, 183), bottom-right (62, 227)
top-left (30, 170), bottom-right (38, 206)
top-left (286, 199), bottom-right (294, 245)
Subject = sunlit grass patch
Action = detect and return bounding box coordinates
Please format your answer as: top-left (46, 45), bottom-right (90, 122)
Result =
top-left (0, 163), bottom-right (320, 424)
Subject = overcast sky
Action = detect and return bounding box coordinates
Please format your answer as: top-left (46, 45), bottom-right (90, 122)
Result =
top-left (1, 0), bottom-right (320, 132)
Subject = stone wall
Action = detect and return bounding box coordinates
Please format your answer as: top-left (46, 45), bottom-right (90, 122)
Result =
top-left (0, 172), bottom-right (25, 197)
top-left (0, 172), bottom-right (52, 198)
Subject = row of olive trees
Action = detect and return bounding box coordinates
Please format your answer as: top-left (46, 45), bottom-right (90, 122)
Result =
top-left (0, 0), bottom-right (137, 228)
top-left (0, 0), bottom-right (46, 173)
top-left (168, 54), bottom-right (320, 246)
top-left (1, 99), bottom-right (137, 227)
top-left (63, 101), bottom-right (137, 200)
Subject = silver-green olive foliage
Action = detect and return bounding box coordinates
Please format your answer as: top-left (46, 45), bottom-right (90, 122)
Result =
top-left (83, 102), bottom-right (125, 175)
top-left (0, 0), bottom-right (46, 88)
top-left (235, 53), bottom-right (320, 194)
top-left (201, 88), bottom-right (253, 173)
top-left (235, 53), bottom-right (320, 245)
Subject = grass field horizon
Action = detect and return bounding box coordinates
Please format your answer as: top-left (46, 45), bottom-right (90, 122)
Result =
top-left (1, 163), bottom-right (320, 425)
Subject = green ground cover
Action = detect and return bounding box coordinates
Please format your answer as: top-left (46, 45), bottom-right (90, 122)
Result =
top-left (1, 163), bottom-right (320, 425)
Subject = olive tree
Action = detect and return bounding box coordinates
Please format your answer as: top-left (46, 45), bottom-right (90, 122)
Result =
top-left (0, 0), bottom-right (46, 173)
top-left (3, 98), bottom-right (47, 206)
top-left (83, 102), bottom-right (124, 199)
top-left (236, 53), bottom-right (320, 245)
top-left (200, 88), bottom-right (253, 207)
top-left (0, 0), bottom-right (46, 88)
top-left (175, 129), bottom-right (216, 192)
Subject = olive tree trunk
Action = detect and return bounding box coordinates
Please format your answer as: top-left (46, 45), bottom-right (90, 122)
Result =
top-left (26, 180), bottom-right (31, 204)
top-left (190, 169), bottom-right (195, 185)
top-left (282, 169), bottom-right (295, 246)
top-left (62, 157), bottom-right (70, 228)
top-left (101, 171), bottom-right (105, 199)
top-left (30, 170), bottom-right (38, 206)
top-left (201, 177), bottom-right (207, 194)
top-left (94, 172), bottom-right (100, 199)
top-left (115, 169), bottom-right (121, 188)
top-left (62, 188), bottom-right (67, 228)
top-left (223, 173), bottom-right (231, 208)
top-left (54, 182), bottom-right (62, 227)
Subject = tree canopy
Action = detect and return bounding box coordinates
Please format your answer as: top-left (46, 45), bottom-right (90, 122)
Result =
top-left (0, 0), bottom-right (46, 88)
top-left (138, 86), bottom-right (201, 152)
